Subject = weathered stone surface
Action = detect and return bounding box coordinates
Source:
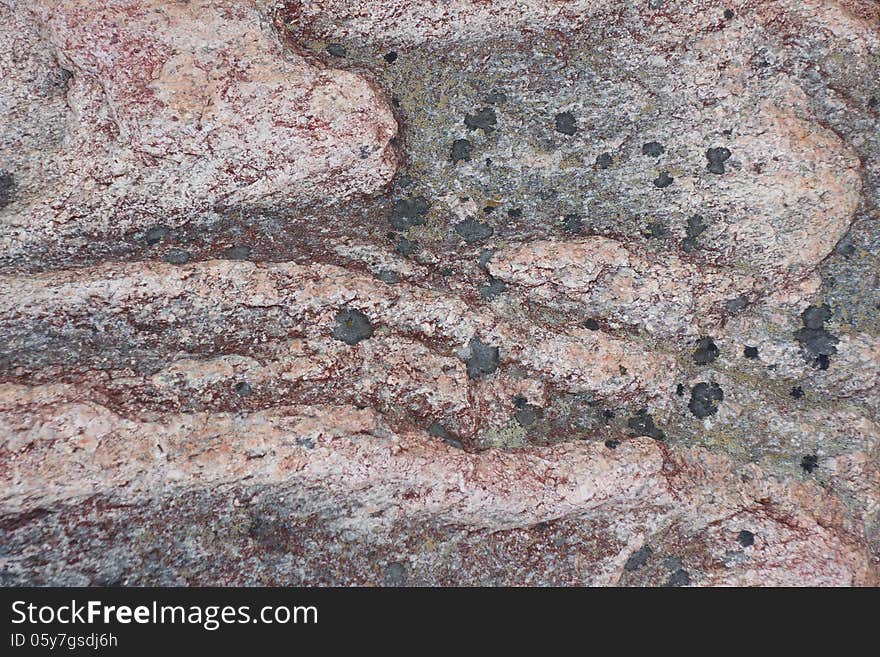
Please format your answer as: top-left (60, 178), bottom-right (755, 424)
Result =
top-left (1, 0), bottom-right (879, 586)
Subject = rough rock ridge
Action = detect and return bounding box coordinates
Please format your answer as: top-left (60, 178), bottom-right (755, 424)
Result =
top-left (1, 0), bottom-right (879, 585)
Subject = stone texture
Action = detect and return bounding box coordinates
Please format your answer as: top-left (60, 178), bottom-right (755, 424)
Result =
top-left (1, 0), bottom-right (879, 586)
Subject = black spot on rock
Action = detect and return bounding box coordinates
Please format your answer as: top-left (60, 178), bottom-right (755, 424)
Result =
top-left (428, 423), bottom-right (463, 449)
top-left (725, 295), bottom-right (749, 314)
top-left (603, 409), bottom-right (615, 419)
top-left (737, 530), bottom-right (755, 547)
top-left (144, 225), bottom-right (169, 246)
top-left (234, 381), bottom-right (252, 397)
top-left (583, 318), bottom-right (600, 331)
top-left (514, 403), bottom-right (541, 427)
top-left (326, 43), bottom-right (346, 57)
top-left (642, 141), bottom-right (665, 157)
top-left (724, 8), bottom-right (735, 19)
top-left (595, 152), bottom-right (613, 169)
top-left (450, 139), bottom-right (473, 163)
top-left (383, 562), bottom-right (406, 586)
top-left (688, 382), bottom-right (724, 418)
top-left (554, 111), bottom-right (577, 135)
top-left (464, 107), bottom-right (497, 134)
top-left (795, 304), bottom-right (838, 363)
top-left (507, 207), bottom-right (522, 219)
top-left (478, 248), bottom-right (495, 270)
top-left (0, 171), bottom-right (15, 208)
top-left (743, 345), bottom-right (759, 359)
top-left (332, 308), bottom-right (373, 345)
top-left (664, 569), bottom-right (691, 587)
top-left (653, 171), bottom-right (674, 188)
top-left (383, 51), bottom-right (398, 64)
top-left (377, 269), bottom-right (399, 284)
top-left (479, 278), bottom-right (506, 301)
top-left (869, 96), bottom-right (878, 109)
top-left (693, 337), bottom-right (719, 365)
top-left (625, 546), bottom-right (653, 572)
top-left (790, 386), bottom-right (804, 399)
top-left (800, 454), bottom-right (818, 473)
top-left (561, 214), bottom-right (583, 234)
top-left (627, 409), bottom-right (665, 440)
top-left (485, 90), bottom-right (508, 104)
top-left (706, 147), bottom-right (732, 174)
top-left (801, 304), bottom-right (832, 329)
top-left (676, 383), bottom-right (685, 396)
top-left (162, 248), bottom-right (191, 265)
top-left (455, 218), bottom-right (493, 243)
top-left (395, 237), bottom-right (419, 256)
top-left (389, 195), bottom-right (429, 230)
top-left (605, 439), bottom-right (620, 449)
top-left (222, 245), bottom-right (251, 260)
top-left (465, 338), bottom-right (500, 379)
top-left (682, 214), bottom-right (707, 252)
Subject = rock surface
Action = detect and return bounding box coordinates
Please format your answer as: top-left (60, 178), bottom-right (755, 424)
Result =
top-left (1, 0), bottom-right (879, 586)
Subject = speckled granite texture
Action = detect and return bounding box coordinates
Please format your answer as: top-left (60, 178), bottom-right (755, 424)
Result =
top-left (1, 0), bottom-right (879, 586)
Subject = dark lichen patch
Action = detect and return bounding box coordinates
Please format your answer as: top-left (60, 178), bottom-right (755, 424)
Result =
top-left (383, 51), bottom-right (398, 64)
top-left (485, 90), bottom-right (508, 104)
top-left (595, 152), bottom-right (613, 169)
top-left (800, 454), bottom-right (819, 473)
top-left (724, 8), bottom-right (735, 19)
top-left (455, 218), bottom-right (494, 243)
top-left (331, 308), bottom-right (373, 345)
top-left (725, 295), bottom-right (749, 314)
top-left (450, 139), bottom-right (473, 163)
top-left (583, 318), bottom-right (600, 331)
top-left (706, 147), bottom-right (732, 174)
top-left (376, 269), bottom-right (399, 284)
top-left (162, 248), bottom-right (191, 265)
top-left (604, 439), bottom-right (620, 449)
top-left (478, 278), bottom-right (506, 301)
top-left (688, 382), bottom-right (724, 419)
top-left (144, 226), bottom-right (170, 246)
top-left (625, 546), bottom-right (653, 572)
top-left (0, 171), bottom-right (16, 208)
top-left (325, 43), bottom-right (346, 57)
top-left (383, 562), bottom-right (406, 586)
top-left (801, 304), bottom-right (833, 329)
top-left (737, 530), bottom-right (755, 547)
top-left (743, 346), bottom-right (759, 359)
top-left (464, 107), bottom-right (497, 134)
top-left (790, 386), bottom-right (804, 399)
top-left (222, 245), bottom-right (251, 260)
top-left (388, 195), bottom-right (430, 230)
top-left (868, 96), bottom-right (878, 109)
top-left (664, 569), bottom-right (691, 587)
top-left (692, 337), bottom-right (719, 365)
top-left (465, 338), bottom-right (500, 380)
top-left (554, 111), bottom-right (577, 136)
top-left (682, 214), bottom-right (707, 252)
top-left (676, 383), bottom-right (685, 396)
top-left (395, 237), bottom-right (419, 256)
top-left (642, 141), bottom-right (665, 157)
top-left (627, 409), bottom-right (665, 440)
top-left (561, 214), bottom-right (583, 234)
top-left (653, 171), bottom-right (674, 188)
top-left (507, 208), bottom-right (522, 219)
top-left (514, 403), bottom-right (541, 427)
top-left (478, 248), bottom-right (495, 270)
top-left (427, 422), bottom-right (463, 449)
top-left (795, 304), bottom-right (838, 364)
top-left (234, 381), bottom-right (252, 397)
